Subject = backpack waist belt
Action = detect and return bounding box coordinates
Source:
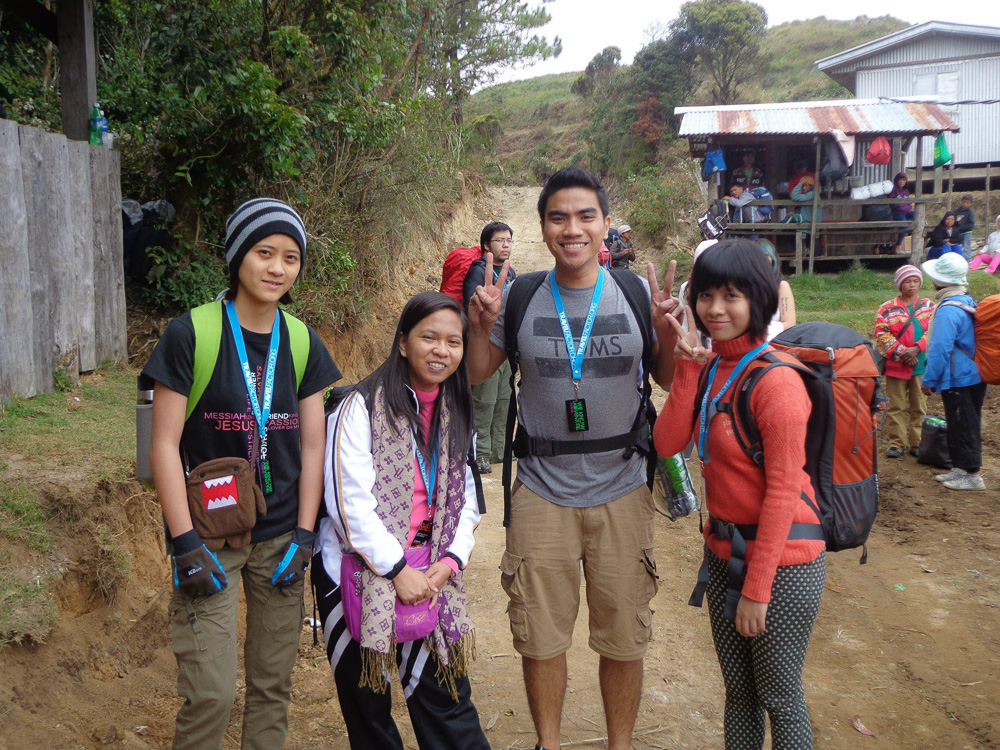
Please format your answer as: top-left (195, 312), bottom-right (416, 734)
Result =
top-left (688, 510), bottom-right (825, 622)
top-left (512, 424), bottom-right (650, 458)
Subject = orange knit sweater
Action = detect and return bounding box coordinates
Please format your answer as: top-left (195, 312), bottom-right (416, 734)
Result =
top-left (654, 335), bottom-right (825, 603)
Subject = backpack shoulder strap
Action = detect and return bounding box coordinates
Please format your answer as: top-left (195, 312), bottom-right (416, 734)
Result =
top-left (730, 351), bottom-right (812, 466)
top-left (609, 269), bottom-right (653, 376)
top-left (187, 301), bottom-right (224, 422)
top-left (503, 271), bottom-right (548, 369)
top-left (501, 270), bottom-right (547, 528)
top-left (281, 309), bottom-right (311, 392)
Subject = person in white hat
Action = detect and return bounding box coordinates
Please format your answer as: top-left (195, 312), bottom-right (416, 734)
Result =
top-left (919, 253), bottom-right (986, 490)
top-left (609, 223), bottom-right (635, 269)
top-left (874, 265), bottom-right (935, 458)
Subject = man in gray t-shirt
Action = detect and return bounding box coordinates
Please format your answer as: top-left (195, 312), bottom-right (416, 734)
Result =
top-left (490, 275), bottom-right (650, 507)
top-left (466, 166), bottom-right (681, 750)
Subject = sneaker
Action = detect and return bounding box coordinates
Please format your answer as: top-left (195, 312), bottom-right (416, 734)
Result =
top-left (909, 449), bottom-right (920, 458)
top-left (476, 455), bottom-right (492, 474)
top-left (885, 446), bottom-right (903, 458)
top-left (934, 467), bottom-right (966, 483)
top-left (943, 474), bottom-right (986, 491)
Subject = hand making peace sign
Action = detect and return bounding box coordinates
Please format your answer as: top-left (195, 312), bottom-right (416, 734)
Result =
top-left (468, 252), bottom-right (510, 333)
top-left (665, 305), bottom-right (709, 363)
top-left (646, 260), bottom-right (683, 337)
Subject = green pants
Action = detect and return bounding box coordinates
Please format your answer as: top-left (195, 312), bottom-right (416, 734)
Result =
top-left (168, 531), bottom-right (304, 750)
top-left (472, 360), bottom-right (512, 463)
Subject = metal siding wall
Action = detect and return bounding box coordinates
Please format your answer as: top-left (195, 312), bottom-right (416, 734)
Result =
top-left (835, 35), bottom-right (1000, 72)
top-left (858, 57), bottom-right (1000, 166)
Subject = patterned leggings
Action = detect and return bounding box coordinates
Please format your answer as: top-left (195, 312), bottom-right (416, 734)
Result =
top-left (706, 550), bottom-right (826, 750)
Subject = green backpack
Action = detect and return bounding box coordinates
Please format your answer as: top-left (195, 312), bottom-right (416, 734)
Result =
top-left (136, 301), bottom-right (310, 484)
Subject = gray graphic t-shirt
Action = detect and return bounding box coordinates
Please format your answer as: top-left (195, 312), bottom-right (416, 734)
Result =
top-left (491, 270), bottom-right (650, 507)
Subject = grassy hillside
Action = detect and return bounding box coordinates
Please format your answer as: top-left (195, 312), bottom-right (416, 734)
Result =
top-left (466, 72), bottom-right (588, 184)
top-left (469, 15), bottom-right (913, 179)
top-left (751, 15), bottom-right (911, 102)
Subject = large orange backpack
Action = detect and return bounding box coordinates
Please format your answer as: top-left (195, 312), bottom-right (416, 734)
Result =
top-left (974, 294), bottom-right (1000, 384)
top-left (696, 322), bottom-right (885, 561)
top-left (937, 295), bottom-right (1000, 384)
top-left (439, 245), bottom-right (482, 304)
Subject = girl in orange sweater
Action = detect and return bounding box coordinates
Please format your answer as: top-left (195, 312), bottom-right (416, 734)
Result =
top-left (654, 239), bottom-right (825, 749)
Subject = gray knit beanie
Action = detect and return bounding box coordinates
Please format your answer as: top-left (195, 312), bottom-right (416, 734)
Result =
top-left (224, 198), bottom-right (307, 277)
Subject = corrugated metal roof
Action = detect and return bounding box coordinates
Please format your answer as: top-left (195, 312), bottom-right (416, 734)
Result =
top-left (816, 21), bottom-right (1000, 72)
top-left (675, 99), bottom-right (959, 137)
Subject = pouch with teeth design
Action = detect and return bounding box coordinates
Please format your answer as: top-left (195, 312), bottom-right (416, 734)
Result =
top-left (185, 457), bottom-right (267, 551)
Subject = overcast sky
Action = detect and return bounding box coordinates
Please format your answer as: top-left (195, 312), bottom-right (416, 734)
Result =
top-left (495, 0), bottom-right (1000, 84)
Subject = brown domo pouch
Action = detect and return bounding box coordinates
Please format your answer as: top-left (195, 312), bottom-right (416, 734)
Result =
top-left (185, 457), bottom-right (267, 551)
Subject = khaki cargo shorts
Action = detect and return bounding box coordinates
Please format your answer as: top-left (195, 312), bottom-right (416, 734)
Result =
top-left (500, 481), bottom-right (658, 661)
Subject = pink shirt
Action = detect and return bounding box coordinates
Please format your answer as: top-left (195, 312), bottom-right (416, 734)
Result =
top-left (409, 386), bottom-right (459, 576)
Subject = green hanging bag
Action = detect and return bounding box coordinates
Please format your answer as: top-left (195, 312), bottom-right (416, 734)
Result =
top-left (933, 133), bottom-right (952, 169)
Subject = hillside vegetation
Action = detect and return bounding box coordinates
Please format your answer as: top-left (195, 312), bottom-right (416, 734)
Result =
top-left (468, 15), bottom-right (911, 178)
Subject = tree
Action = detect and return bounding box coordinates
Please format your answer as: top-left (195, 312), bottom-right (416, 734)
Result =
top-left (628, 35), bottom-right (698, 141)
top-left (425, 0), bottom-right (562, 123)
top-left (571, 46), bottom-right (621, 99)
top-left (670, 0), bottom-right (767, 104)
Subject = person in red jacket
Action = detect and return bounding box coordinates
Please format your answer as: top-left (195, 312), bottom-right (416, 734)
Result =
top-left (654, 239), bottom-right (826, 750)
top-left (873, 265), bottom-right (935, 458)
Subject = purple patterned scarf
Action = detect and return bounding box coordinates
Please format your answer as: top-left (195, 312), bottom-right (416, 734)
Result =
top-left (355, 386), bottom-right (475, 697)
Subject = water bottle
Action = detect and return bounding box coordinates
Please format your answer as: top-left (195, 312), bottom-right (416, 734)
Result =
top-left (653, 453), bottom-right (700, 521)
top-left (97, 107), bottom-right (109, 146)
top-left (136, 374), bottom-right (155, 488)
top-left (89, 103), bottom-right (102, 145)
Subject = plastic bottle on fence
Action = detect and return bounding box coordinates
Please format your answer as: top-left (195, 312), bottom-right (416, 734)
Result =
top-left (88, 103), bottom-right (103, 145)
top-left (136, 375), bottom-right (155, 488)
top-left (653, 452), bottom-right (700, 521)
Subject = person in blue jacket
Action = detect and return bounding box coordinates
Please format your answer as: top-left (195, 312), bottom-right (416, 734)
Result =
top-left (920, 253), bottom-right (986, 491)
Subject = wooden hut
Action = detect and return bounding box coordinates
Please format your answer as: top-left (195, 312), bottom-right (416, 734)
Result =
top-left (674, 98), bottom-right (959, 273)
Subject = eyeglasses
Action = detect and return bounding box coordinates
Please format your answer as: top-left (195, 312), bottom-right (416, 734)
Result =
top-left (491, 238), bottom-right (515, 246)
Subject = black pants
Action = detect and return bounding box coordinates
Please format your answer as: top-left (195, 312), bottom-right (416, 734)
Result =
top-left (312, 555), bottom-right (489, 750)
top-left (941, 382), bottom-right (987, 473)
top-left (706, 549), bottom-right (826, 750)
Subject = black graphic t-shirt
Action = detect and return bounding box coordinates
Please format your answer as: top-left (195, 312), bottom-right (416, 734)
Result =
top-left (142, 310), bottom-right (340, 542)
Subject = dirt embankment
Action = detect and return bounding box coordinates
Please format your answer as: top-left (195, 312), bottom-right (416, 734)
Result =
top-left (3, 185), bottom-right (999, 750)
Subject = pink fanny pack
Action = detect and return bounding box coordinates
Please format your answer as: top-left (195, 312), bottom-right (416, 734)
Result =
top-left (340, 545), bottom-right (439, 643)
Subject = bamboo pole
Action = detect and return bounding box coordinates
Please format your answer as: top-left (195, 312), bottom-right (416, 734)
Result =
top-left (947, 148), bottom-right (955, 211)
top-left (986, 163), bottom-right (992, 234)
top-left (809, 137), bottom-right (821, 274)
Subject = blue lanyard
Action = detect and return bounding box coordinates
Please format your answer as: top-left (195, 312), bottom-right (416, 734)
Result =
top-left (414, 440), bottom-right (439, 507)
top-left (698, 343), bottom-right (768, 464)
top-left (225, 300), bottom-right (281, 446)
top-left (549, 267), bottom-right (605, 389)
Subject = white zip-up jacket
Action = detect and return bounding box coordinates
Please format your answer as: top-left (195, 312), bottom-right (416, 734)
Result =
top-left (316, 388), bottom-right (481, 582)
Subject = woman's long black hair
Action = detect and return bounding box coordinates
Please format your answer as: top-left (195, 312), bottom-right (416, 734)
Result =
top-left (357, 291), bottom-right (474, 459)
top-left (686, 239), bottom-right (779, 342)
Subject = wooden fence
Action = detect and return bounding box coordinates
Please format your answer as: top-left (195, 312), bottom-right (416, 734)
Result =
top-left (0, 119), bottom-right (125, 401)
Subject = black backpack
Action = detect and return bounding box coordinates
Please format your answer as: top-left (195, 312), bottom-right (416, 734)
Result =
top-left (499, 269), bottom-right (656, 526)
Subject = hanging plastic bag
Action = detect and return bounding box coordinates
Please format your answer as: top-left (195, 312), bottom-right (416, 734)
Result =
top-left (701, 148), bottom-right (726, 180)
top-left (933, 133), bottom-right (952, 168)
top-left (865, 136), bottom-right (892, 165)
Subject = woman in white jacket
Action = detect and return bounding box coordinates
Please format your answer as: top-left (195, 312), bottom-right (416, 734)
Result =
top-left (970, 214), bottom-right (1000, 274)
top-left (312, 291), bottom-right (488, 750)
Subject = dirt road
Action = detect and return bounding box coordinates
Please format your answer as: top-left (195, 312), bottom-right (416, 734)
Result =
top-left (2, 185), bottom-right (998, 749)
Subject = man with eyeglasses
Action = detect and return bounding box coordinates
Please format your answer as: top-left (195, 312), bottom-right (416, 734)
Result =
top-left (463, 222), bottom-right (519, 474)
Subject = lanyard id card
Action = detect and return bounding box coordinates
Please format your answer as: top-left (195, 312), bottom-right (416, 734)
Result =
top-left (566, 398), bottom-right (589, 432)
top-left (225, 301), bottom-right (281, 494)
top-left (550, 268), bottom-right (605, 434)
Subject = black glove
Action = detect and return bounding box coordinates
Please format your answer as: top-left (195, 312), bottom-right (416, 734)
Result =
top-left (171, 530), bottom-right (228, 598)
top-left (271, 526), bottom-right (316, 587)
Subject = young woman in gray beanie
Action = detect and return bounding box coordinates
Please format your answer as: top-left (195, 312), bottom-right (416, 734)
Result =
top-left (142, 199), bottom-right (340, 748)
